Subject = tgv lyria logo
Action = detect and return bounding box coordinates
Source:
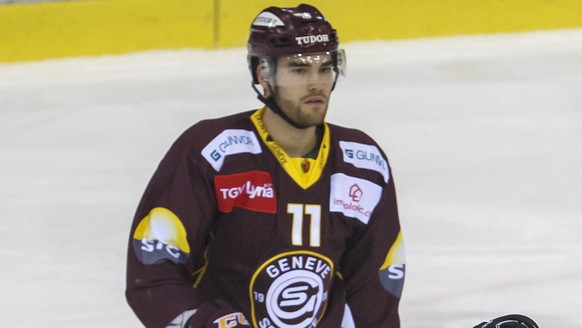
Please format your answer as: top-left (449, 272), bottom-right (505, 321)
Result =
top-left (214, 171), bottom-right (277, 214)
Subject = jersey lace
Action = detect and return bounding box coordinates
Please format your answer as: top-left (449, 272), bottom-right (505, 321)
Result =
top-left (251, 108), bottom-right (330, 189)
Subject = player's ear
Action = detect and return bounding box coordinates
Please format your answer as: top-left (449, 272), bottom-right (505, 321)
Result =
top-left (257, 64), bottom-right (271, 96)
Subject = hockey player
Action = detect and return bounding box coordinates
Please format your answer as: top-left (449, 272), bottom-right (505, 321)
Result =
top-left (126, 4), bottom-right (405, 328)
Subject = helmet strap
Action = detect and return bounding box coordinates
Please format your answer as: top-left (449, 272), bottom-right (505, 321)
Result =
top-left (330, 50), bottom-right (342, 91)
top-left (251, 82), bottom-right (311, 130)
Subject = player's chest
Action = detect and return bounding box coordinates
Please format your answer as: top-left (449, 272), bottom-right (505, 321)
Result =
top-left (211, 162), bottom-right (378, 260)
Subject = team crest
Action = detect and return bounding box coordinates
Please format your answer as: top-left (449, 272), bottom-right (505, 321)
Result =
top-left (250, 251), bottom-right (334, 328)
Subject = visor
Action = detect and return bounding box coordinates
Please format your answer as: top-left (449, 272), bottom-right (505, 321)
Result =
top-left (262, 49), bottom-right (346, 87)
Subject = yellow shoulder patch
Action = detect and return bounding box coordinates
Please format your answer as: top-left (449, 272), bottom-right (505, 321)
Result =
top-left (133, 207), bottom-right (190, 265)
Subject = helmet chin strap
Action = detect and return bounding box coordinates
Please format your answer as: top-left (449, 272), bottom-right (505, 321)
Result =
top-left (252, 83), bottom-right (311, 130)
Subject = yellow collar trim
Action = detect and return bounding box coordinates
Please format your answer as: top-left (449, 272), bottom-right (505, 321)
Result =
top-left (251, 108), bottom-right (330, 189)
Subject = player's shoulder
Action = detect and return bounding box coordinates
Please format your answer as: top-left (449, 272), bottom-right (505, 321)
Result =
top-left (328, 123), bottom-right (382, 149)
top-left (176, 109), bottom-right (256, 146)
top-left (190, 110), bottom-right (255, 136)
top-left (160, 109), bottom-right (258, 166)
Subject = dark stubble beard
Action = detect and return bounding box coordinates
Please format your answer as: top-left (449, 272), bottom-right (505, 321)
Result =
top-left (273, 90), bottom-right (329, 129)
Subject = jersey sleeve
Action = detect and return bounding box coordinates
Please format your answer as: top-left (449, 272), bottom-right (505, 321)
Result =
top-left (340, 172), bottom-right (405, 327)
top-left (125, 132), bottom-right (216, 328)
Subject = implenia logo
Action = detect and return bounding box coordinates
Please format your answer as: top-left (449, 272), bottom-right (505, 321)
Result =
top-left (348, 184), bottom-right (363, 202)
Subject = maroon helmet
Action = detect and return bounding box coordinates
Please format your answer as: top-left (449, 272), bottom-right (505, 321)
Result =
top-left (248, 3), bottom-right (339, 58)
top-left (247, 4), bottom-right (344, 84)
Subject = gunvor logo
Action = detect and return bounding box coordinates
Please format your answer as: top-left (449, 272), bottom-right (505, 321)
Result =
top-left (339, 141), bottom-right (389, 183)
top-left (202, 129), bottom-right (262, 171)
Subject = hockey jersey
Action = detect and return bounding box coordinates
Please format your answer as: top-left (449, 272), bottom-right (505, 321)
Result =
top-left (126, 108), bottom-right (405, 328)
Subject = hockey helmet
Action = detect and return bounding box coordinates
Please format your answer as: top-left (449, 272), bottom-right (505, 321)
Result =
top-left (247, 3), bottom-right (345, 84)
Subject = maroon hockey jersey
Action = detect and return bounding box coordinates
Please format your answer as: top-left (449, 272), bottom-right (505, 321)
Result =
top-left (126, 108), bottom-right (405, 328)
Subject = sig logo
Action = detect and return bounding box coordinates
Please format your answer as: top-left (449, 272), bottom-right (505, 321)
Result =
top-left (339, 141), bottom-right (389, 183)
top-left (132, 207), bottom-right (190, 265)
top-left (386, 264), bottom-right (405, 280)
top-left (140, 239), bottom-right (182, 260)
top-left (250, 252), bottom-right (333, 328)
top-left (379, 231), bottom-right (406, 298)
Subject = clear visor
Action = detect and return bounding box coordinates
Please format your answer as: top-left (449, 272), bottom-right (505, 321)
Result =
top-left (262, 49), bottom-right (346, 87)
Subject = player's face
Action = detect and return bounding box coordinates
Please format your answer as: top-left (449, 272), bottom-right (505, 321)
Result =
top-left (272, 53), bottom-right (335, 128)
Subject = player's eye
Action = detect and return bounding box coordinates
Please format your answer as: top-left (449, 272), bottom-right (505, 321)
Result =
top-left (291, 68), bottom-right (307, 75)
top-left (319, 66), bottom-right (332, 74)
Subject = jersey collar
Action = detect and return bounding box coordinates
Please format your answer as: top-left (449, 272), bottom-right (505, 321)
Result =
top-left (251, 108), bottom-right (330, 189)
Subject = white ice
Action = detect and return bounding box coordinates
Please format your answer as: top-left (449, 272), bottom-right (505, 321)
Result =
top-left (1, 29), bottom-right (581, 327)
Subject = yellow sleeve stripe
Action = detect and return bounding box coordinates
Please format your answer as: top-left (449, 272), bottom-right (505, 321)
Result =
top-left (380, 230), bottom-right (405, 270)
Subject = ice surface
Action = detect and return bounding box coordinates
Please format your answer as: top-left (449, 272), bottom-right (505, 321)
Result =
top-left (1, 29), bottom-right (581, 327)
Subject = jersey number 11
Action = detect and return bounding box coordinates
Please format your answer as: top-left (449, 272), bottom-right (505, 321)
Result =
top-left (287, 203), bottom-right (322, 247)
